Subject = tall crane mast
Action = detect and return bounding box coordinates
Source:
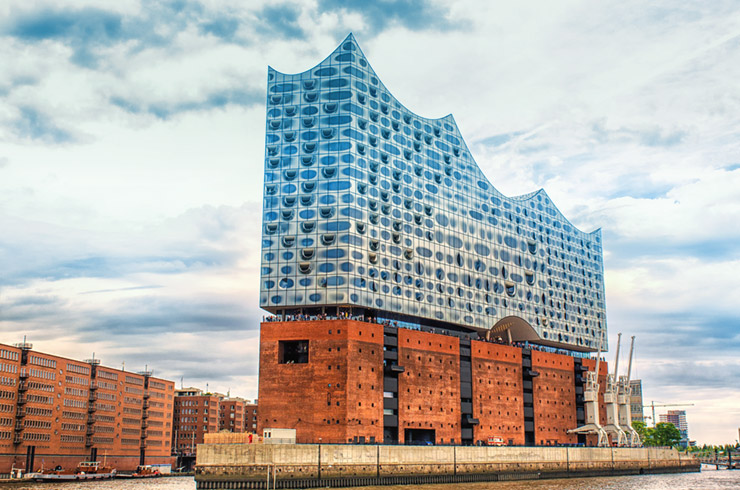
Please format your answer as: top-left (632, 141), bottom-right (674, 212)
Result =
top-left (617, 335), bottom-right (641, 446)
top-left (603, 333), bottom-right (627, 446)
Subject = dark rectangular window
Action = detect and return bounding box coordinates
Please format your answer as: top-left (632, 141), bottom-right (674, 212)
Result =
top-left (279, 340), bottom-right (309, 364)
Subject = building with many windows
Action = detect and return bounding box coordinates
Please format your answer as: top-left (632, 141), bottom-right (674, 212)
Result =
top-left (659, 410), bottom-right (689, 448)
top-left (0, 341), bottom-right (174, 474)
top-left (172, 388), bottom-right (258, 470)
top-left (629, 379), bottom-right (644, 423)
top-left (257, 35), bottom-right (611, 446)
top-left (259, 34), bottom-right (606, 353)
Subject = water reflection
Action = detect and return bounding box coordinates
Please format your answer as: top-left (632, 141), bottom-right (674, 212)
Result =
top-left (1, 470), bottom-right (738, 490)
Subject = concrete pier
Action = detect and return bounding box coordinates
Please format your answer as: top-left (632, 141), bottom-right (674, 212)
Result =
top-left (195, 444), bottom-right (699, 489)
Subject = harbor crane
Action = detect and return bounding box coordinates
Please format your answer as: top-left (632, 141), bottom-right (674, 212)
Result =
top-left (568, 334), bottom-right (609, 446)
top-left (617, 335), bottom-right (641, 446)
top-left (603, 333), bottom-right (628, 446)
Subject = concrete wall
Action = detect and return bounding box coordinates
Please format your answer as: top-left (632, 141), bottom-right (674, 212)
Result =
top-left (195, 443), bottom-right (698, 484)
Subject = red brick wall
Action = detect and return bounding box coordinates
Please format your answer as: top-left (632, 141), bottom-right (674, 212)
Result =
top-left (531, 350), bottom-right (577, 445)
top-left (470, 341), bottom-right (524, 445)
top-left (344, 322), bottom-right (384, 443)
top-left (0, 342), bottom-right (173, 473)
top-left (396, 329), bottom-right (460, 445)
top-left (257, 320), bottom-right (383, 444)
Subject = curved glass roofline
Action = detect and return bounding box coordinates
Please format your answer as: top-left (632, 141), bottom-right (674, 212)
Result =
top-left (268, 33), bottom-right (599, 239)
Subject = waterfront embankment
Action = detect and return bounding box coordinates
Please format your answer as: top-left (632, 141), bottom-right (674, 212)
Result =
top-left (195, 444), bottom-right (699, 489)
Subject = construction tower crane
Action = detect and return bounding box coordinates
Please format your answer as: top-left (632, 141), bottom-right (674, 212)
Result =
top-left (644, 402), bottom-right (695, 427)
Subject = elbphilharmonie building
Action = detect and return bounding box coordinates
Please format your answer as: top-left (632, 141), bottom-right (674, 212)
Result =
top-left (259, 34), bottom-right (606, 353)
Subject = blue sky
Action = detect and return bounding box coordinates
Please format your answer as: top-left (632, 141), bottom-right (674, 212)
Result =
top-left (1, 1), bottom-right (739, 444)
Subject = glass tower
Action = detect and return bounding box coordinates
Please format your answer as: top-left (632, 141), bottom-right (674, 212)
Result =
top-left (259, 34), bottom-right (606, 352)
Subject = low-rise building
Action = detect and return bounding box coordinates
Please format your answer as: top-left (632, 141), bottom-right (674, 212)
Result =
top-left (172, 388), bottom-right (220, 459)
top-left (172, 389), bottom-right (257, 470)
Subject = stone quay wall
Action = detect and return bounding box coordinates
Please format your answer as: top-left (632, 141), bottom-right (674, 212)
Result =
top-left (195, 443), bottom-right (699, 489)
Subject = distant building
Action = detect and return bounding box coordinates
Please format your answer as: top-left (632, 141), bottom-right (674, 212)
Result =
top-left (172, 388), bottom-right (257, 470)
top-left (0, 341), bottom-right (174, 474)
top-left (629, 380), bottom-right (644, 423)
top-left (659, 410), bottom-right (689, 448)
top-left (172, 388), bottom-right (220, 459)
top-left (244, 401), bottom-right (258, 433)
top-left (219, 397), bottom-right (246, 433)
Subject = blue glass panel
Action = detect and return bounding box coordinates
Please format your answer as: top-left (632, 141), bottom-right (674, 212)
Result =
top-left (322, 221), bottom-right (351, 231)
top-left (326, 276), bottom-right (345, 286)
top-left (326, 141), bottom-right (352, 152)
top-left (324, 90), bottom-right (352, 100)
top-left (322, 181), bottom-right (351, 191)
top-left (343, 66), bottom-right (365, 78)
top-left (314, 67), bottom-right (338, 77)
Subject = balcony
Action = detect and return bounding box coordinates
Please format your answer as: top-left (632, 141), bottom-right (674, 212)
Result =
top-left (86, 427), bottom-right (95, 436)
top-left (88, 403), bottom-right (97, 413)
top-left (89, 392), bottom-right (97, 402)
top-left (13, 434), bottom-right (23, 445)
top-left (142, 400), bottom-right (150, 410)
top-left (143, 390), bottom-right (151, 399)
top-left (14, 408), bottom-right (26, 419)
top-left (19, 370), bottom-right (28, 379)
top-left (85, 437), bottom-right (93, 447)
top-left (141, 421), bottom-right (149, 430)
top-left (142, 411), bottom-right (149, 419)
top-left (89, 381), bottom-right (98, 391)
top-left (17, 396), bottom-right (27, 405)
top-left (17, 381), bottom-right (28, 392)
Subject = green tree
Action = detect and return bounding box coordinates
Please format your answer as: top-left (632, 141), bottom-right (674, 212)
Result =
top-left (652, 422), bottom-right (681, 447)
top-left (632, 420), bottom-right (648, 439)
top-left (632, 421), bottom-right (681, 447)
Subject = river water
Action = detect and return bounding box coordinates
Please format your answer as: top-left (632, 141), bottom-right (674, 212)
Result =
top-left (1, 468), bottom-right (738, 490)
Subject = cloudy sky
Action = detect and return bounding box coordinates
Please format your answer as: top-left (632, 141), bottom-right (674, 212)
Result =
top-left (1, 1), bottom-right (739, 444)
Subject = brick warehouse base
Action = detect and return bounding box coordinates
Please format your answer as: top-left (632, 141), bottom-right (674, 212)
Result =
top-left (257, 320), bottom-right (608, 447)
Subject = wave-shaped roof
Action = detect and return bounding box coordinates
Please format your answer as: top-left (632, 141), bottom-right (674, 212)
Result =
top-left (269, 33), bottom-right (600, 239)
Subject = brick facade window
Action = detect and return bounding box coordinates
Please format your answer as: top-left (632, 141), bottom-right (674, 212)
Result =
top-left (279, 340), bottom-right (309, 364)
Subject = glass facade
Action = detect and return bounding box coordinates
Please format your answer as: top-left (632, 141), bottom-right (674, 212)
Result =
top-left (259, 34), bottom-right (607, 352)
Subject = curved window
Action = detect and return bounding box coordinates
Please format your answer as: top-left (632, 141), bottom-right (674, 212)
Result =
top-left (505, 282), bottom-right (516, 297)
